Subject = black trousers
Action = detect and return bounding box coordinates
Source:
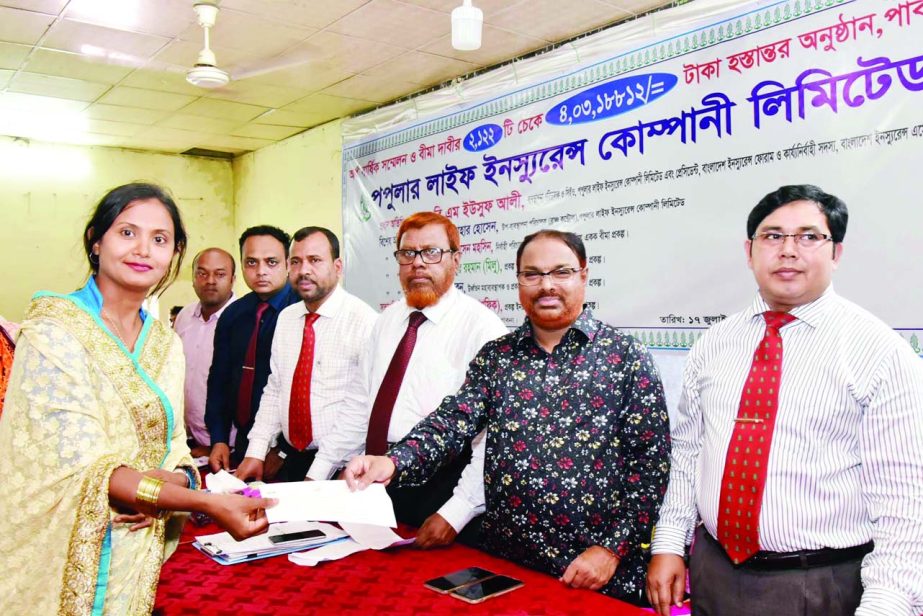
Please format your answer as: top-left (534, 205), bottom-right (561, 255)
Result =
top-left (275, 438), bottom-right (318, 482)
top-left (689, 526), bottom-right (864, 616)
top-left (386, 443), bottom-right (483, 545)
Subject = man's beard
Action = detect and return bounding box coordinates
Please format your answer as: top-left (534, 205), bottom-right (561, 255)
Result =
top-left (403, 273), bottom-right (453, 309)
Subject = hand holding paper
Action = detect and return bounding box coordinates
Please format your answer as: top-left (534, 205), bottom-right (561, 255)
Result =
top-left (343, 455), bottom-right (396, 490)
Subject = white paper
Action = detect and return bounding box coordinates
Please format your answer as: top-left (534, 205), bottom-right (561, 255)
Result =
top-left (259, 480), bottom-right (397, 527)
top-left (204, 469), bottom-right (248, 494)
top-left (288, 538), bottom-right (369, 566)
top-left (340, 521), bottom-right (414, 550)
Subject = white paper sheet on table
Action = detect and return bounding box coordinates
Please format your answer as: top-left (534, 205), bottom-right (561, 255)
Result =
top-left (288, 524), bottom-right (414, 567)
top-left (259, 480), bottom-right (397, 527)
top-left (340, 521), bottom-right (414, 550)
top-left (195, 521), bottom-right (347, 557)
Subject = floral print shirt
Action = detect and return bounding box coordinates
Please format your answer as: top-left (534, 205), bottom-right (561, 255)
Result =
top-left (389, 309), bottom-right (670, 603)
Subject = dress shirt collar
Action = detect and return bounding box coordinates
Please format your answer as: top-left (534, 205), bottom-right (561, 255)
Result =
top-left (749, 284), bottom-right (836, 329)
top-left (192, 293), bottom-right (235, 322)
top-left (292, 284), bottom-right (346, 321)
top-left (399, 285), bottom-right (459, 326)
top-left (513, 307), bottom-right (599, 348)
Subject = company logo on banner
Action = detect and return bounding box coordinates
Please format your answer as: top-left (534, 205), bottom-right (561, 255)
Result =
top-left (341, 0), bottom-right (923, 363)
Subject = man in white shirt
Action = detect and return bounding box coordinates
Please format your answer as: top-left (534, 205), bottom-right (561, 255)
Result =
top-left (236, 227), bottom-right (377, 482)
top-left (647, 185), bottom-right (923, 616)
top-left (308, 212), bottom-right (507, 548)
top-left (174, 248), bottom-right (236, 457)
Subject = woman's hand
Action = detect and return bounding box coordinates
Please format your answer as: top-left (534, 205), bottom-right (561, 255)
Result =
top-left (113, 511), bottom-right (155, 532)
top-left (205, 493), bottom-right (277, 541)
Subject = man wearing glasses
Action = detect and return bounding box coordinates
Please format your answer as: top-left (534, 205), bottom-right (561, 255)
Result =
top-left (344, 229), bottom-right (670, 605)
top-left (308, 211), bottom-right (507, 548)
top-left (647, 185), bottom-right (923, 616)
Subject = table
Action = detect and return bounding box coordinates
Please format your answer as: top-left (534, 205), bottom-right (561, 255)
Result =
top-left (154, 522), bottom-right (650, 616)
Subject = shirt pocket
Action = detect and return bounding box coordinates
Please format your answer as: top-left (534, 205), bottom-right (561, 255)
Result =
top-left (405, 350), bottom-right (467, 421)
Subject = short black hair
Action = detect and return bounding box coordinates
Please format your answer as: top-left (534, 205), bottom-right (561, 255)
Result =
top-left (238, 225), bottom-right (291, 259)
top-left (292, 226), bottom-right (340, 260)
top-left (747, 185), bottom-right (848, 243)
top-left (516, 229), bottom-right (587, 270)
top-left (83, 182), bottom-right (187, 297)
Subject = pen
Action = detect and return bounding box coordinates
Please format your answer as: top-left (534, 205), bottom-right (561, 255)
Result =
top-left (734, 417), bottom-right (764, 424)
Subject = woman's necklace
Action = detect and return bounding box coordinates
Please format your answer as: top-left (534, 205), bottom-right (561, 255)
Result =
top-left (101, 308), bottom-right (137, 349)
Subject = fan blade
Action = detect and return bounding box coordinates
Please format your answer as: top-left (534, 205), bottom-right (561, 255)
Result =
top-left (227, 46), bottom-right (319, 81)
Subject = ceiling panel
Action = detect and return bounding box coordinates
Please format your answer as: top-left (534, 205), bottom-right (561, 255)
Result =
top-left (231, 123), bottom-right (306, 141)
top-left (0, 41), bottom-right (31, 70)
top-left (8, 71), bottom-right (110, 101)
top-left (0, 0), bottom-right (68, 13)
top-left (97, 86), bottom-right (197, 111)
top-left (327, 0), bottom-right (449, 49)
top-left (85, 103), bottom-right (169, 125)
top-left (23, 47), bottom-right (134, 84)
top-left (219, 0), bottom-right (370, 29)
top-left (0, 5), bottom-right (56, 46)
top-left (180, 98), bottom-right (269, 122)
top-left (62, 0), bottom-right (195, 38)
top-left (0, 0), bottom-right (675, 156)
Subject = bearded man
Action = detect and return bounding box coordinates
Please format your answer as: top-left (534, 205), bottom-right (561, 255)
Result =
top-left (343, 230), bottom-right (671, 605)
top-left (308, 212), bottom-right (507, 548)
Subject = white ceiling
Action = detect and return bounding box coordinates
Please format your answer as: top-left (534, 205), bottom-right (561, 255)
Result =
top-left (0, 0), bottom-right (673, 156)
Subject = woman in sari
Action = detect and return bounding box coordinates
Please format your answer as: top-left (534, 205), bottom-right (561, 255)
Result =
top-left (0, 183), bottom-right (275, 615)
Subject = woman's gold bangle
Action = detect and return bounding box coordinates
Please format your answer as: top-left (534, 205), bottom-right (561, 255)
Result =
top-left (135, 476), bottom-right (165, 518)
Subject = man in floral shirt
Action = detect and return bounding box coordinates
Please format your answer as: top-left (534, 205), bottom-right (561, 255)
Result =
top-left (346, 230), bottom-right (671, 604)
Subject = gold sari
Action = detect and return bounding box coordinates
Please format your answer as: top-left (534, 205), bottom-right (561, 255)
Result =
top-left (0, 289), bottom-right (198, 615)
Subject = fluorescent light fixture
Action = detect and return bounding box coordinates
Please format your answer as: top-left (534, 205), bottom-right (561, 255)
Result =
top-left (452, 0), bottom-right (483, 51)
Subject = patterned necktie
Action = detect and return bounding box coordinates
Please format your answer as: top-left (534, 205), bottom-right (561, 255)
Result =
top-left (365, 311), bottom-right (427, 455)
top-left (717, 310), bottom-right (797, 564)
top-left (289, 312), bottom-right (321, 451)
top-left (236, 301), bottom-right (269, 428)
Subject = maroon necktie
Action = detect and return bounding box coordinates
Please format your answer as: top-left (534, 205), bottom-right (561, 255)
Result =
top-left (236, 301), bottom-right (269, 428)
top-left (289, 312), bottom-right (321, 451)
top-left (365, 311), bottom-right (427, 455)
top-left (717, 310), bottom-right (797, 564)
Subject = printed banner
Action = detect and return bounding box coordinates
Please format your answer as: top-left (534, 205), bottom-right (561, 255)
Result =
top-left (341, 0), bottom-right (923, 372)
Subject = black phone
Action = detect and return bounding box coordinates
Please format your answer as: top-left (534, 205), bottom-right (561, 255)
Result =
top-left (450, 574), bottom-right (523, 604)
top-left (268, 529), bottom-right (326, 544)
top-left (423, 567), bottom-right (496, 593)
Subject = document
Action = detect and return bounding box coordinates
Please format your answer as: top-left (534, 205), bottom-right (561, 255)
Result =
top-left (340, 521), bottom-right (415, 550)
top-left (194, 521), bottom-right (348, 565)
top-left (259, 480), bottom-right (397, 527)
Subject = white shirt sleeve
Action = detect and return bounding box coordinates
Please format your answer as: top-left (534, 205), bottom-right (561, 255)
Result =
top-left (437, 428), bottom-right (487, 531)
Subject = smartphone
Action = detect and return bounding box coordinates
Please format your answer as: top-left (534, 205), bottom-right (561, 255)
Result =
top-left (268, 529), bottom-right (325, 544)
top-left (449, 575), bottom-right (523, 604)
top-left (423, 567), bottom-right (496, 593)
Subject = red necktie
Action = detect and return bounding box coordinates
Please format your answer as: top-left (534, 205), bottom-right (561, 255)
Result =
top-left (365, 311), bottom-right (427, 455)
top-left (717, 310), bottom-right (797, 564)
top-left (289, 312), bottom-right (321, 451)
top-left (236, 301), bottom-right (269, 428)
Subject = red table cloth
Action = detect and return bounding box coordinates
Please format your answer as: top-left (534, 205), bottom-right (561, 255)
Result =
top-left (154, 523), bottom-right (649, 615)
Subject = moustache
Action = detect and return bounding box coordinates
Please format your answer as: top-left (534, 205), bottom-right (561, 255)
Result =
top-left (296, 275), bottom-right (316, 284)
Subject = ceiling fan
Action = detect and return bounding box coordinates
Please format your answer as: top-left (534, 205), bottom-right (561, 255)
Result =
top-left (184, 1), bottom-right (319, 89)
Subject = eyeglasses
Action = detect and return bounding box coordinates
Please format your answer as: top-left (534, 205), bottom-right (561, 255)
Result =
top-left (751, 232), bottom-right (833, 249)
top-left (516, 267), bottom-right (584, 286)
top-left (393, 248), bottom-right (455, 265)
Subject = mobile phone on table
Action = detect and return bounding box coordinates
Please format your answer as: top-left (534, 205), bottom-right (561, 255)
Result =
top-left (268, 529), bottom-right (325, 544)
top-left (449, 574), bottom-right (523, 604)
top-left (423, 567), bottom-right (496, 593)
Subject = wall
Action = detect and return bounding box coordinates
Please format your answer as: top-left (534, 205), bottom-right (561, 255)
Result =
top-left (0, 137), bottom-right (235, 322)
top-left (231, 119), bottom-right (344, 292)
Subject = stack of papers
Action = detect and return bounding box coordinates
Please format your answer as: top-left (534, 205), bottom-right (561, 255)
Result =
top-left (193, 521), bottom-right (347, 565)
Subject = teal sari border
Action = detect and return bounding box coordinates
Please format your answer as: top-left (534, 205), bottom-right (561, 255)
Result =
top-left (90, 525), bottom-right (112, 616)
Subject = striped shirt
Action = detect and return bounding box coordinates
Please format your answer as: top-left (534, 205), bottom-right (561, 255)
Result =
top-left (652, 286), bottom-right (923, 615)
top-left (244, 285), bottom-right (377, 463)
